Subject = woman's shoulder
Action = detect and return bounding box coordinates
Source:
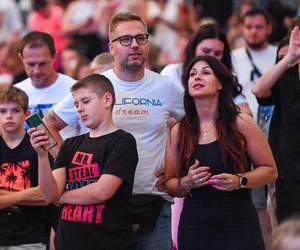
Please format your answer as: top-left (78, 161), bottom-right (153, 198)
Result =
top-left (235, 113), bottom-right (259, 136)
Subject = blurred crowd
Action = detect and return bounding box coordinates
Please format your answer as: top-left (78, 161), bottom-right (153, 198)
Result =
top-left (0, 0), bottom-right (298, 86)
top-left (0, 1), bottom-right (300, 249)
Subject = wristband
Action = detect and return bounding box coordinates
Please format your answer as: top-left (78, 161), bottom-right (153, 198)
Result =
top-left (285, 55), bottom-right (295, 68)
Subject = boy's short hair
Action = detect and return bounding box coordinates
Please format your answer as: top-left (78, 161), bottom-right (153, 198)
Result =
top-left (0, 86), bottom-right (29, 111)
top-left (19, 31), bottom-right (55, 57)
top-left (109, 12), bottom-right (148, 40)
top-left (71, 74), bottom-right (116, 109)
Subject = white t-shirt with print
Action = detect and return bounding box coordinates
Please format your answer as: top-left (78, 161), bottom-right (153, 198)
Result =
top-left (54, 68), bottom-right (184, 201)
top-left (15, 73), bottom-right (84, 139)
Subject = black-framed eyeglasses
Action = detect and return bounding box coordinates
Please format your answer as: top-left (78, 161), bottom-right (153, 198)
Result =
top-left (111, 34), bottom-right (149, 46)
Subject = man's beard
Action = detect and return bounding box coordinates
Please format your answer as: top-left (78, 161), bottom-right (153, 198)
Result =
top-left (120, 57), bottom-right (145, 72)
top-left (31, 76), bottom-right (45, 86)
top-left (246, 40), bottom-right (266, 50)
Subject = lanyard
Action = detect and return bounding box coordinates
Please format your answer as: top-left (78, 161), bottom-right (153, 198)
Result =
top-left (245, 48), bottom-right (262, 81)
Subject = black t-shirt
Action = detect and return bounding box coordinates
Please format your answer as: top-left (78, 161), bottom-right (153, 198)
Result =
top-left (257, 67), bottom-right (300, 179)
top-left (0, 134), bottom-right (47, 246)
top-left (54, 129), bottom-right (138, 250)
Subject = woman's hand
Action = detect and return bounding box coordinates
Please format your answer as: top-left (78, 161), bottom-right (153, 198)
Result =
top-left (286, 26), bottom-right (300, 66)
top-left (208, 173), bottom-right (240, 191)
top-left (28, 127), bottom-right (49, 156)
top-left (181, 160), bottom-right (211, 190)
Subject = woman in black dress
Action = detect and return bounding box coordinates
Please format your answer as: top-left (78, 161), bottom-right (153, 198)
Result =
top-left (165, 55), bottom-right (277, 250)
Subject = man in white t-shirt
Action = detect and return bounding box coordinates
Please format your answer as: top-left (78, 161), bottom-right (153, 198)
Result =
top-left (232, 8), bottom-right (277, 250)
top-left (15, 31), bottom-right (84, 146)
top-left (232, 8), bottom-right (277, 123)
top-left (44, 12), bottom-right (184, 250)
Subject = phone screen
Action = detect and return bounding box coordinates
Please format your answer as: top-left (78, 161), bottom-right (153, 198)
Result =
top-left (26, 113), bottom-right (57, 151)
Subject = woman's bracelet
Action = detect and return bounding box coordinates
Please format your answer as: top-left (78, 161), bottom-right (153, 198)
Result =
top-left (285, 55), bottom-right (295, 68)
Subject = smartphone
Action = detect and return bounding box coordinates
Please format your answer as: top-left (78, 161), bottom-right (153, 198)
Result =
top-left (25, 113), bottom-right (57, 151)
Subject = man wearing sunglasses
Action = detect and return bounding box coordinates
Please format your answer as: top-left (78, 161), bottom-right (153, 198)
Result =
top-left (43, 12), bottom-right (184, 250)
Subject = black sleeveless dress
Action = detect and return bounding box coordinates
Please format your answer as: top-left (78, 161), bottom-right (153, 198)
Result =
top-left (178, 140), bottom-right (265, 250)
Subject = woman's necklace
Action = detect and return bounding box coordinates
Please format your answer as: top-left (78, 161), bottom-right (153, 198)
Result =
top-left (201, 123), bottom-right (215, 141)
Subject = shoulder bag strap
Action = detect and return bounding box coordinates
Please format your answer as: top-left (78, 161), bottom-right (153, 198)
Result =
top-left (245, 48), bottom-right (262, 81)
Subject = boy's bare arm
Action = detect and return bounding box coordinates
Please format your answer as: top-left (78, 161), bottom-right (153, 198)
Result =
top-left (0, 190), bottom-right (10, 196)
top-left (43, 110), bottom-right (67, 158)
top-left (0, 187), bottom-right (48, 209)
top-left (58, 174), bottom-right (123, 205)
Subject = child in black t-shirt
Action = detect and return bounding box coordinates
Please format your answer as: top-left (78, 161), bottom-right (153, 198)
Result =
top-left (0, 86), bottom-right (48, 248)
top-left (29, 74), bottom-right (138, 250)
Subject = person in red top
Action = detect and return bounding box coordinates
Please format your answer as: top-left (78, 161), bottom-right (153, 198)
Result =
top-left (28, 0), bottom-right (66, 69)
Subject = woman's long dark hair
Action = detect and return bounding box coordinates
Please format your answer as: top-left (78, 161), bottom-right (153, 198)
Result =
top-left (182, 23), bottom-right (242, 97)
top-left (276, 36), bottom-right (289, 63)
top-left (178, 56), bottom-right (246, 176)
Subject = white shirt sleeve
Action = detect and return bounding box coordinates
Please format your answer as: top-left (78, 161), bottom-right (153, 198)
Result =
top-left (52, 93), bottom-right (78, 125)
top-left (167, 78), bottom-right (184, 121)
top-left (233, 94), bottom-right (247, 105)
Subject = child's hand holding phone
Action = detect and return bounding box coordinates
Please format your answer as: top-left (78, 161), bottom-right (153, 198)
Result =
top-left (26, 113), bottom-right (57, 152)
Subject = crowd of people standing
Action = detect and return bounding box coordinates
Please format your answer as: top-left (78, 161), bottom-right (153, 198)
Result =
top-left (0, 1), bottom-right (300, 250)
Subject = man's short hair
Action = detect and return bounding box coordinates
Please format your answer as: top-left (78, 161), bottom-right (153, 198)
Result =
top-left (0, 86), bottom-right (29, 111)
top-left (109, 12), bottom-right (147, 40)
top-left (242, 8), bottom-right (271, 24)
top-left (71, 74), bottom-right (116, 108)
top-left (19, 31), bottom-right (55, 57)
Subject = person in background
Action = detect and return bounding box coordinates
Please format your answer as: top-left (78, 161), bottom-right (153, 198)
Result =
top-left (232, 8), bottom-right (276, 124)
top-left (165, 55), bottom-right (277, 250)
top-left (252, 26), bottom-right (300, 224)
top-left (59, 45), bottom-right (83, 78)
top-left (0, 0), bottom-right (24, 78)
top-left (271, 216), bottom-right (300, 250)
top-left (227, 0), bottom-right (256, 49)
top-left (15, 31), bottom-right (84, 149)
top-left (73, 59), bottom-right (91, 80)
top-left (0, 0), bottom-right (23, 47)
top-left (27, 0), bottom-right (66, 70)
top-left (90, 52), bottom-right (114, 74)
top-left (0, 86), bottom-right (48, 250)
top-left (161, 23), bottom-right (251, 115)
top-left (62, 0), bottom-right (101, 61)
top-left (232, 8), bottom-right (277, 248)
